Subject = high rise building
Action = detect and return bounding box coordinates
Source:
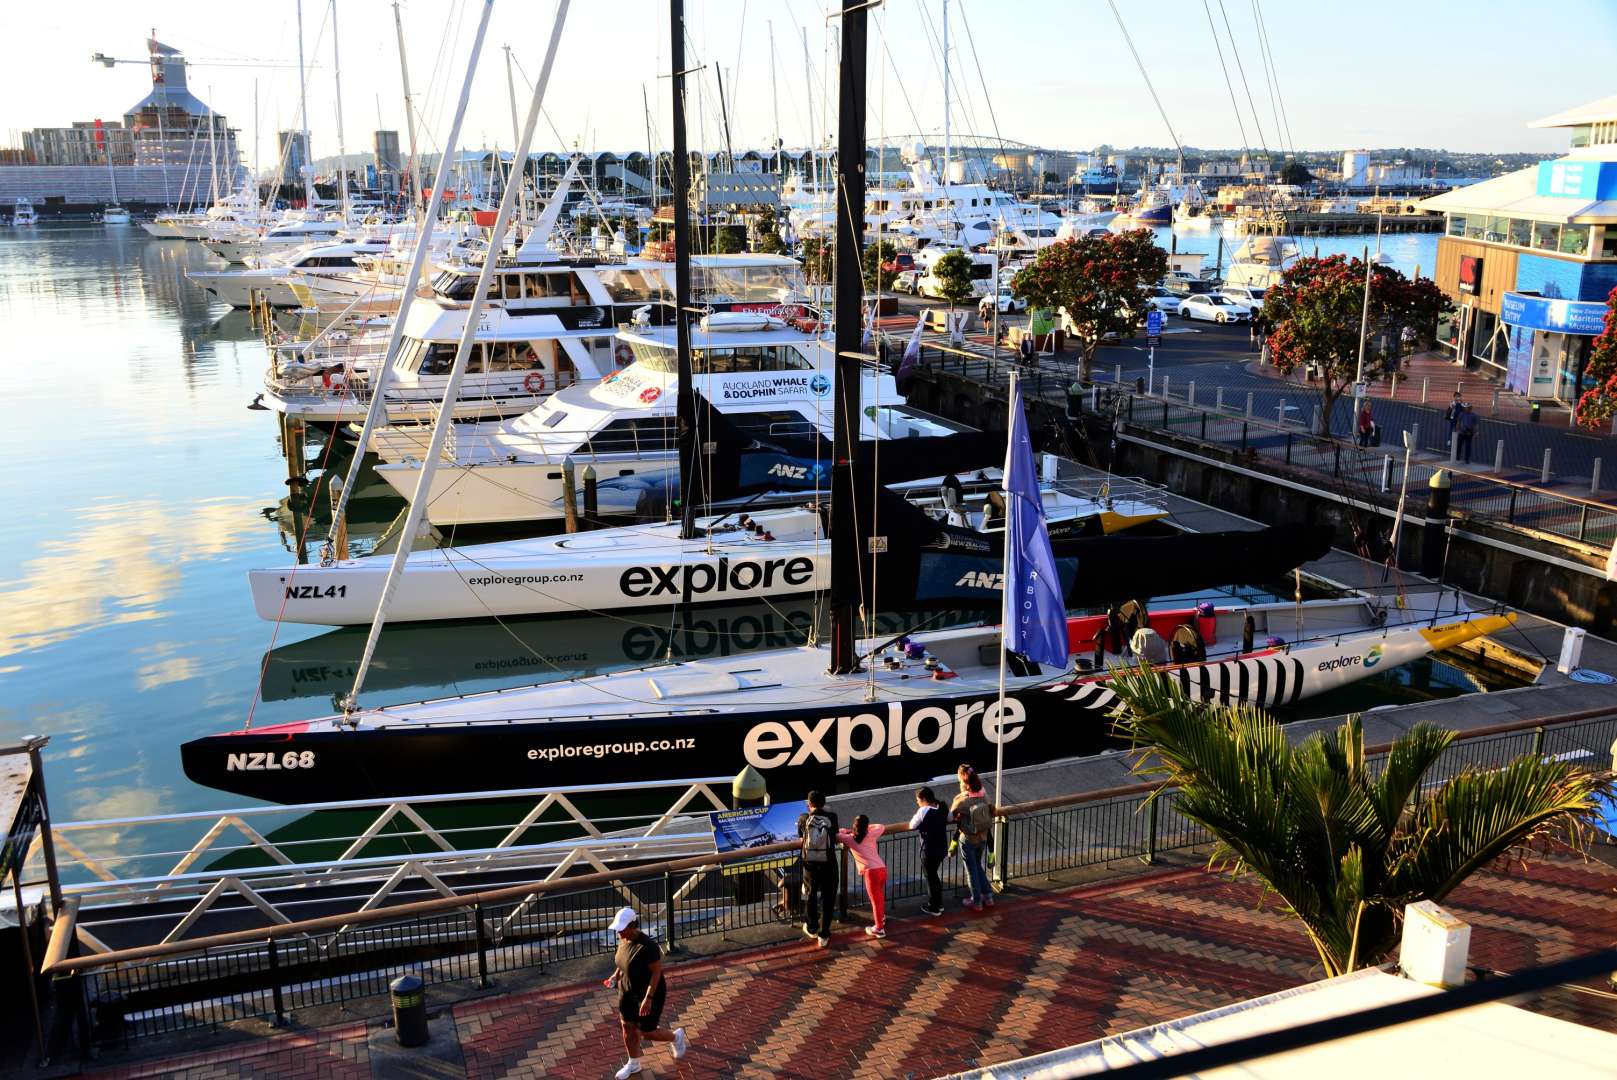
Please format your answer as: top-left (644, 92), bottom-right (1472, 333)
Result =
top-left (279, 130), bottom-right (310, 191)
top-left (374, 130), bottom-right (401, 191)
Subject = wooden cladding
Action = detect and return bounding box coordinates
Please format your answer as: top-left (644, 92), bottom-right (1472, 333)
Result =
top-left (1435, 238), bottom-right (1518, 315)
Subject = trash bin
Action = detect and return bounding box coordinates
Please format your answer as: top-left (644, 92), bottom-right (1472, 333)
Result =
top-left (390, 973), bottom-right (429, 1047)
top-left (1530, 402), bottom-right (1541, 423)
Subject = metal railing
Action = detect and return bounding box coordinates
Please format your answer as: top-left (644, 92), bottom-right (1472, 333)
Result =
top-left (38, 707), bottom-right (1617, 1051)
top-left (1105, 387), bottom-right (1617, 550)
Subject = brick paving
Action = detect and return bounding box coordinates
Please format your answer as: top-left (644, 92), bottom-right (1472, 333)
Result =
top-left (75, 849), bottom-right (1617, 1079)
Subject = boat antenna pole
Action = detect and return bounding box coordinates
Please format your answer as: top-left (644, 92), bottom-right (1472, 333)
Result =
top-left (344, 0), bottom-right (570, 716)
top-left (331, 0), bottom-right (350, 219)
top-left (393, 1), bottom-right (425, 214)
top-left (674, 0), bottom-right (702, 541)
top-left (941, 0), bottom-right (950, 187)
top-left (324, 0), bottom-right (495, 561)
top-left (828, 0), bottom-right (868, 676)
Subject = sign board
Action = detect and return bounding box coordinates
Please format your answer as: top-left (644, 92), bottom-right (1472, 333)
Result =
top-left (1500, 291), bottom-right (1607, 336)
top-left (1536, 159), bottom-right (1617, 200)
top-left (1146, 309), bottom-right (1163, 346)
top-left (1457, 255), bottom-right (1482, 295)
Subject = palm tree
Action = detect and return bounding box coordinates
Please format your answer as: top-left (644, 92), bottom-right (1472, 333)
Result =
top-left (1109, 666), bottom-right (1612, 978)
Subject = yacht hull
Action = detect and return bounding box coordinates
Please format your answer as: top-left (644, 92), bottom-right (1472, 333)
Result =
top-left (180, 614), bottom-right (1511, 803)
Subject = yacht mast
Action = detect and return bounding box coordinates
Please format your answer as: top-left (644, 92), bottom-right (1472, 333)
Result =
top-left (330, 0), bottom-right (349, 218)
top-left (296, 0), bottom-right (313, 208)
top-left (802, 27), bottom-right (816, 194)
top-left (392, 1), bottom-right (424, 213)
top-left (828, 0), bottom-right (867, 675)
top-left (325, 0), bottom-right (495, 561)
top-left (769, 21), bottom-right (781, 177)
top-left (673, 0), bottom-right (701, 540)
top-left (941, 0), bottom-right (950, 188)
top-left (151, 32), bottom-right (172, 209)
top-left (344, 0), bottom-right (571, 712)
top-left (206, 88), bottom-right (219, 206)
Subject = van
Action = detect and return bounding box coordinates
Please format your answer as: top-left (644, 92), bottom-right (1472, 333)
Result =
top-left (918, 252), bottom-right (996, 301)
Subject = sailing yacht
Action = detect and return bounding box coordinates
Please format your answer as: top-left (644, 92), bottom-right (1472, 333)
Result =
top-left (1224, 235), bottom-right (1301, 290)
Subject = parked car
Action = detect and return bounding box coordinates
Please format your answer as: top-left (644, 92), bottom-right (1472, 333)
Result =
top-left (1177, 293), bottom-right (1252, 323)
top-left (882, 252), bottom-right (916, 274)
top-left (892, 270), bottom-right (921, 294)
top-left (1220, 284), bottom-right (1267, 312)
top-left (978, 287), bottom-right (1028, 319)
top-left (1161, 275), bottom-right (1218, 298)
top-left (1142, 285), bottom-right (1183, 314)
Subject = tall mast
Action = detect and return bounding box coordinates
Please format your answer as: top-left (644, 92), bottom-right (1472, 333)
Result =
top-left (151, 32), bottom-right (172, 209)
top-left (296, 0), bottom-right (313, 208)
top-left (344, 0), bottom-right (570, 711)
top-left (331, 0), bottom-right (349, 217)
top-left (828, 0), bottom-right (868, 676)
top-left (801, 27), bottom-right (816, 192)
top-left (206, 87), bottom-right (219, 205)
top-left (673, 0), bottom-right (701, 541)
top-left (941, 0), bottom-right (950, 187)
top-left (769, 21), bottom-right (781, 176)
top-left (392, 1), bottom-right (424, 213)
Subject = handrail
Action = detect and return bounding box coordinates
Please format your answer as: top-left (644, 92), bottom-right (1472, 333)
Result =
top-left (42, 703), bottom-right (1617, 976)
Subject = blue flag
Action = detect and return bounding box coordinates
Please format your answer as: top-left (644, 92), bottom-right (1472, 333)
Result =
top-left (1003, 379), bottom-right (1068, 670)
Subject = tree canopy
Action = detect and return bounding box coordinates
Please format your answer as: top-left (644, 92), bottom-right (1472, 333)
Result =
top-left (798, 236), bottom-right (834, 285)
top-left (929, 249), bottom-right (977, 309)
top-left (1264, 255), bottom-right (1450, 435)
top-left (1279, 159), bottom-right (1314, 186)
top-left (1110, 666), bottom-right (1611, 978)
top-left (1010, 229), bottom-right (1167, 380)
top-left (863, 239), bottom-right (899, 292)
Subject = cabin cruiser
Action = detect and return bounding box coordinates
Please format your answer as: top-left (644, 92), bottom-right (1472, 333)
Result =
top-left (204, 213), bottom-right (348, 265)
top-left (140, 188), bottom-right (268, 240)
top-left (260, 298), bottom-right (612, 424)
top-left (988, 211), bottom-right (1118, 258)
top-left (189, 238), bottom-right (394, 308)
top-left (11, 199), bottom-right (37, 226)
top-left (360, 320), bottom-right (957, 527)
top-left (102, 206), bottom-right (131, 225)
top-left (1223, 236), bottom-right (1301, 291)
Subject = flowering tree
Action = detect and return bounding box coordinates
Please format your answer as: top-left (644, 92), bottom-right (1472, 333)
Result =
top-left (1576, 285), bottom-right (1617, 430)
top-left (798, 236), bottom-right (834, 285)
top-left (1264, 255), bottom-right (1451, 435)
top-left (1010, 229), bottom-right (1167, 381)
top-left (863, 239), bottom-right (899, 292)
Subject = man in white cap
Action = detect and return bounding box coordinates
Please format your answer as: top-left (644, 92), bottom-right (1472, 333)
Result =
top-left (605, 905), bottom-right (686, 1077)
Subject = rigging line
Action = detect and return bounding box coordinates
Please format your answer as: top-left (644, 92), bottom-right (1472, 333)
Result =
top-left (1201, 0), bottom-right (1253, 163)
top-left (1251, 0), bottom-right (1294, 155)
top-left (912, 0), bottom-right (987, 168)
top-left (1214, 0), bottom-right (1270, 156)
top-left (955, 1), bottom-right (1015, 192)
top-left (1248, 0), bottom-right (1288, 159)
top-left (1105, 0), bottom-right (1183, 156)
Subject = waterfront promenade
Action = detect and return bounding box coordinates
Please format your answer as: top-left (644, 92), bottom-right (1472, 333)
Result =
top-left (72, 848), bottom-right (1617, 1079)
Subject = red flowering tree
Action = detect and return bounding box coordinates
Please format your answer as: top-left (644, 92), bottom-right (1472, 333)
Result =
top-left (1011, 229), bottom-right (1167, 381)
top-left (1575, 285), bottom-right (1617, 430)
top-left (1264, 255), bottom-right (1451, 435)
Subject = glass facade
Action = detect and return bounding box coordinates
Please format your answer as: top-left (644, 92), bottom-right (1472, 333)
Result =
top-left (1443, 215), bottom-right (1608, 260)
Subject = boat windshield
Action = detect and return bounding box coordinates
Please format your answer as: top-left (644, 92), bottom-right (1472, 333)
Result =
top-left (596, 268), bottom-right (662, 303)
top-left (629, 341), bottom-right (813, 374)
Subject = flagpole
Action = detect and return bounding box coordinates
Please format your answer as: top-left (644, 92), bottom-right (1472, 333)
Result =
top-left (995, 370), bottom-right (1015, 815)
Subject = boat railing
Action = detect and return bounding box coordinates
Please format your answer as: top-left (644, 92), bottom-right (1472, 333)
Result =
top-left (33, 706), bottom-right (1617, 1049)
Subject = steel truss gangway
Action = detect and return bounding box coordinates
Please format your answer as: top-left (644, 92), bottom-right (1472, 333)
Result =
top-left (14, 777), bottom-right (746, 957)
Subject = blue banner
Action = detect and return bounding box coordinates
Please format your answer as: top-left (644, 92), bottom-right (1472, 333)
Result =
top-left (1500, 291), bottom-right (1608, 336)
top-left (1003, 382), bottom-right (1070, 670)
top-left (710, 799), bottom-right (808, 853)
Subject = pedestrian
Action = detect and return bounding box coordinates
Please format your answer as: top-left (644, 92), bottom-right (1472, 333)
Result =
top-left (1444, 390), bottom-right (1463, 442)
top-left (797, 790), bottom-right (839, 948)
top-left (606, 906), bottom-right (687, 1079)
top-left (949, 765), bottom-right (996, 912)
top-left (1457, 402), bottom-right (1477, 464)
top-left (1019, 329), bottom-right (1036, 368)
top-left (910, 786), bottom-right (949, 917)
top-left (1357, 402), bottom-right (1374, 448)
top-left (838, 814), bottom-right (888, 938)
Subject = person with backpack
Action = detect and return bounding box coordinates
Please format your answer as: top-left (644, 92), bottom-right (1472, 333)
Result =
top-left (837, 814), bottom-right (888, 938)
top-left (910, 786), bottom-right (949, 917)
top-left (949, 765), bottom-right (995, 912)
top-left (797, 790), bottom-right (839, 947)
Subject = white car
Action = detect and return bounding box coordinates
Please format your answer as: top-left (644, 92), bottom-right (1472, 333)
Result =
top-left (978, 289), bottom-right (1028, 318)
top-left (1177, 293), bottom-right (1252, 323)
top-left (1142, 286), bottom-right (1183, 314)
top-left (1220, 285), bottom-right (1266, 312)
top-left (892, 270), bottom-right (921, 294)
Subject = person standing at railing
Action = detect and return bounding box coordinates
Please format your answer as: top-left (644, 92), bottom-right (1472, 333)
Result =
top-left (605, 906), bottom-right (688, 1078)
top-left (950, 765), bottom-right (996, 912)
top-left (797, 790), bottom-right (840, 948)
top-left (1458, 403), bottom-right (1478, 465)
top-left (911, 786), bottom-right (949, 917)
top-left (1357, 403), bottom-right (1375, 448)
top-left (838, 814), bottom-right (889, 939)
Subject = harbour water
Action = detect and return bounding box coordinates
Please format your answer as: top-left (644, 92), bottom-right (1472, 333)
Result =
top-left (1, 223), bottom-right (1483, 821)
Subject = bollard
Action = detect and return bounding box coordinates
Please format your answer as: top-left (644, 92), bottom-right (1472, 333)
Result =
top-left (1593, 458), bottom-right (1603, 494)
top-left (390, 973), bottom-right (429, 1048)
top-left (582, 465), bottom-right (598, 528)
top-left (1411, 422), bottom-right (1420, 451)
top-left (1187, 380), bottom-right (1196, 407)
top-left (1421, 376), bottom-right (1429, 404)
top-left (1493, 440), bottom-right (1504, 473)
top-left (1420, 471), bottom-right (1453, 580)
top-left (1491, 387), bottom-right (1499, 416)
top-left (1558, 627), bottom-right (1587, 675)
top-left (1114, 363), bottom-right (1122, 385)
top-left (1162, 375), bottom-right (1171, 400)
top-left (561, 456), bottom-right (579, 533)
top-left (1245, 391), bottom-right (1254, 419)
top-left (1277, 397), bottom-right (1287, 425)
top-left (1380, 454), bottom-right (1393, 493)
top-left (1216, 387), bottom-right (1225, 411)
top-left (1449, 431), bottom-right (1458, 464)
top-left (1541, 448), bottom-right (1552, 485)
top-left (732, 764), bottom-right (769, 809)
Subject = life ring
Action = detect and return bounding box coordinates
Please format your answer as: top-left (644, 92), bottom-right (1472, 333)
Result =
top-left (614, 342), bottom-right (634, 367)
top-left (524, 371), bottom-right (546, 393)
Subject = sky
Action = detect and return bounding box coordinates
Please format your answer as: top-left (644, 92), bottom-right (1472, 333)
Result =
top-left (4, 0), bottom-right (1616, 165)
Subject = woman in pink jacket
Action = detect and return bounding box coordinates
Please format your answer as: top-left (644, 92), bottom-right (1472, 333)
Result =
top-left (838, 814), bottom-right (887, 938)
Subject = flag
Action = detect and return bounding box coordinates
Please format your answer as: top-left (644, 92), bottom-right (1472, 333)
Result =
top-left (896, 318), bottom-right (925, 381)
top-left (1003, 379), bottom-right (1068, 669)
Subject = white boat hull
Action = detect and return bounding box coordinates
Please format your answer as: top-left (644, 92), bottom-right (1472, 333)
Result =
top-left (189, 272), bottom-right (302, 308)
